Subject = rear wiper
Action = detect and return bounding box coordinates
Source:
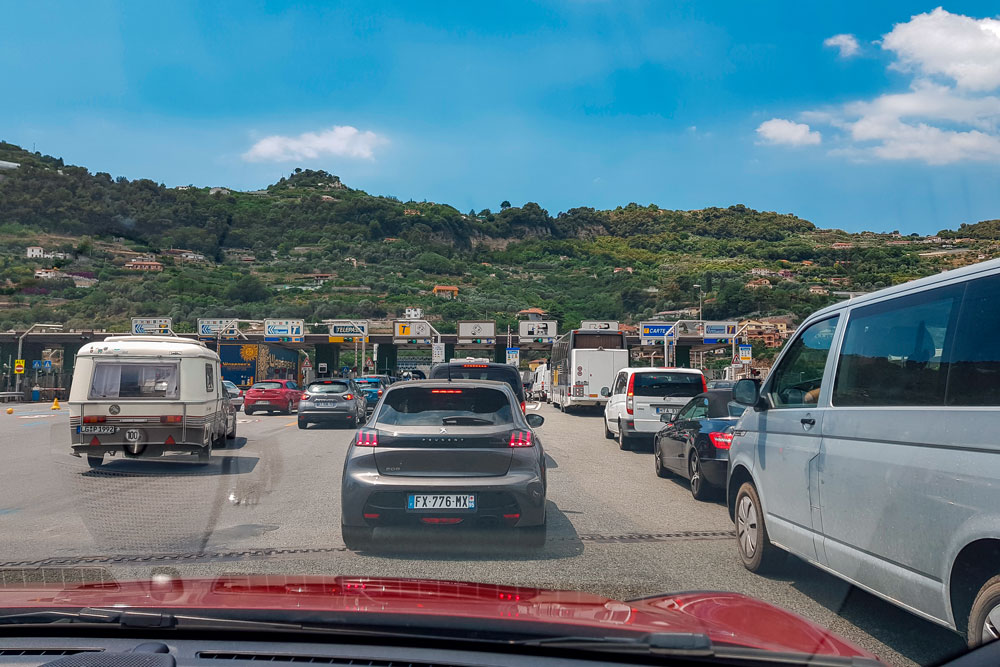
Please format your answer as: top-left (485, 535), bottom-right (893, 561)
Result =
top-left (441, 416), bottom-right (494, 425)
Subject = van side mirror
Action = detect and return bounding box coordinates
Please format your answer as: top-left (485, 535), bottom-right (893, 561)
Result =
top-left (733, 379), bottom-right (765, 409)
top-left (526, 413), bottom-right (545, 428)
top-left (600, 387), bottom-right (610, 397)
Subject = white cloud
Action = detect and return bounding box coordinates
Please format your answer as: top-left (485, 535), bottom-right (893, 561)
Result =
top-left (760, 9), bottom-right (1000, 164)
top-left (242, 125), bottom-right (386, 162)
top-left (824, 33), bottom-right (860, 58)
top-left (882, 7), bottom-right (1000, 91)
top-left (755, 118), bottom-right (822, 146)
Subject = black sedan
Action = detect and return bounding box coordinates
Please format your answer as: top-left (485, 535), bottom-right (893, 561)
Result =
top-left (652, 390), bottom-right (745, 501)
top-left (341, 380), bottom-right (547, 551)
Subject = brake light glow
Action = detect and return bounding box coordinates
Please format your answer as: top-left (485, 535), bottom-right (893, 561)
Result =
top-left (498, 592), bottom-right (522, 600)
top-left (462, 364), bottom-right (489, 368)
top-left (363, 513), bottom-right (380, 519)
top-left (356, 429), bottom-right (379, 447)
top-left (701, 374), bottom-right (708, 392)
top-left (83, 416), bottom-right (106, 423)
top-left (160, 415), bottom-right (182, 424)
top-left (301, 392), bottom-right (310, 400)
top-left (343, 393), bottom-right (353, 400)
top-left (431, 389), bottom-right (463, 394)
top-left (377, 389), bottom-right (383, 396)
top-left (626, 373), bottom-right (635, 415)
top-left (509, 430), bottom-right (533, 447)
top-left (709, 432), bottom-right (734, 449)
top-left (520, 401), bottom-right (526, 413)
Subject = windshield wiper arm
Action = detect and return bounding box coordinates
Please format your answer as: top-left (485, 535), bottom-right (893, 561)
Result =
top-left (441, 416), bottom-right (493, 425)
top-left (0, 608), bottom-right (306, 631)
top-left (519, 632), bottom-right (713, 656)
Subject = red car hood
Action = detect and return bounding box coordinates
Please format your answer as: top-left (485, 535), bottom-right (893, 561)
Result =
top-left (0, 576), bottom-right (876, 660)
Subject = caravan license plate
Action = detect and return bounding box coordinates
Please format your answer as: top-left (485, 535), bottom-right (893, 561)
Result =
top-left (407, 494), bottom-right (476, 511)
top-left (79, 425), bottom-right (117, 434)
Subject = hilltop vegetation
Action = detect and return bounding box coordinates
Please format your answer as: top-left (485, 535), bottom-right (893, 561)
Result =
top-left (0, 141), bottom-right (995, 346)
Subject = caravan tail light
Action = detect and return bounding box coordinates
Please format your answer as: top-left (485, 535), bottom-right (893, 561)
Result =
top-left (160, 415), bottom-right (182, 424)
top-left (626, 374), bottom-right (636, 415)
top-left (83, 416), bottom-right (106, 424)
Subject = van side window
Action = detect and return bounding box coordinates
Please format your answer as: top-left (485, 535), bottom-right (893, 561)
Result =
top-left (613, 372), bottom-right (626, 395)
top-left (767, 316), bottom-right (839, 408)
top-left (833, 284), bottom-right (963, 406)
top-left (205, 364), bottom-right (214, 393)
top-left (947, 274), bottom-right (1000, 406)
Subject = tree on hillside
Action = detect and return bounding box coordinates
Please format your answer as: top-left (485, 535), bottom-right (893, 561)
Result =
top-left (500, 200), bottom-right (511, 210)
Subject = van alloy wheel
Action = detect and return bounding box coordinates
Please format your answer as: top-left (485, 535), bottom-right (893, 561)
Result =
top-left (735, 482), bottom-right (783, 573)
top-left (736, 495), bottom-right (757, 557)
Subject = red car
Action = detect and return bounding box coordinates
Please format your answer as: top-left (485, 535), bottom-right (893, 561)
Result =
top-left (0, 575), bottom-right (880, 664)
top-left (244, 379), bottom-right (302, 415)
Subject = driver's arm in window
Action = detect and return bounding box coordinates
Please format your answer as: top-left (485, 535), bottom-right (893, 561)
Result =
top-left (767, 316), bottom-right (839, 408)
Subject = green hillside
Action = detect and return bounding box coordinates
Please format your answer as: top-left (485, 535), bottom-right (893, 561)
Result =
top-left (0, 141), bottom-right (995, 349)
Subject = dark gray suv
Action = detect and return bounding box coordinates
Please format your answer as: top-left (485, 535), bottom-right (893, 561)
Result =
top-left (341, 380), bottom-right (546, 551)
top-left (297, 379), bottom-right (367, 429)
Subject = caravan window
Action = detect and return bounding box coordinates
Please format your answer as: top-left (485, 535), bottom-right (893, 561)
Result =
top-left (89, 362), bottom-right (180, 400)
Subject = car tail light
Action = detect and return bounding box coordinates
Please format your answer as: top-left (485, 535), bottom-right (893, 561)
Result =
top-left (356, 429), bottom-right (379, 447)
top-left (301, 392), bottom-right (309, 400)
top-left (626, 374), bottom-right (635, 415)
top-left (343, 393), bottom-right (353, 400)
top-left (503, 513), bottom-right (521, 527)
top-left (462, 364), bottom-right (488, 368)
top-left (160, 415), bottom-right (182, 424)
top-left (431, 389), bottom-right (463, 394)
top-left (363, 513), bottom-right (380, 519)
top-left (83, 416), bottom-right (106, 424)
top-left (377, 389), bottom-right (383, 396)
top-left (702, 374), bottom-right (708, 392)
top-left (520, 401), bottom-right (526, 413)
top-left (509, 430), bottom-right (533, 447)
top-left (709, 432), bottom-right (733, 449)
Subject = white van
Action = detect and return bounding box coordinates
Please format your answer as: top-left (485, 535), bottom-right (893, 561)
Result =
top-left (69, 336), bottom-right (236, 468)
top-left (531, 363), bottom-right (549, 401)
top-left (603, 367), bottom-right (706, 450)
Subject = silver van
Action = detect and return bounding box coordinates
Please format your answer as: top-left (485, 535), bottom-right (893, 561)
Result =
top-left (727, 258), bottom-right (1000, 648)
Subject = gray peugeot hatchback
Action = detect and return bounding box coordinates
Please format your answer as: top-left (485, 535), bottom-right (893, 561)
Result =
top-left (341, 379), bottom-right (547, 551)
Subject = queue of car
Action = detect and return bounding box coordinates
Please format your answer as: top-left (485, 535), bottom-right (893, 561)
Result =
top-left (588, 258), bottom-right (1000, 649)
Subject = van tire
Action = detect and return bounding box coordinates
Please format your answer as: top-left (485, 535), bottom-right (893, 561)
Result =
top-left (86, 454), bottom-right (104, 469)
top-left (604, 419), bottom-right (614, 439)
top-left (735, 482), bottom-right (784, 573)
top-left (342, 524), bottom-right (374, 551)
top-left (967, 575), bottom-right (1000, 647)
top-left (617, 419), bottom-right (631, 451)
top-left (226, 418), bottom-right (236, 441)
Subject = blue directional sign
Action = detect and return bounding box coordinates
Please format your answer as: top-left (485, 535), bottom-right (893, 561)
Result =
top-left (703, 338), bottom-right (733, 345)
top-left (264, 319), bottom-right (304, 342)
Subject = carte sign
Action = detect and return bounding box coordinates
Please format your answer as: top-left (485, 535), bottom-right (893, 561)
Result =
top-left (639, 321), bottom-right (674, 344)
top-left (457, 320), bottom-right (496, 344)
top-left (394, 320), bottom-right (432, 343)
top-left (580, 320), bottom-right (619, 331)
top-left (198, 318), bottom-right (239, 339)
top-left (264, 319), bottom-right (304, 342)
top-left (131, 317), bottom-right (171, 335)
top-left (518, 320), bottom-right (557, 343)
top-left (327, 320), bottom-right (369, 343)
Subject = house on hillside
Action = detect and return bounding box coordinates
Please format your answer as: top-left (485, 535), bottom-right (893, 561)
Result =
top-left (750, 267), bottom-right (775, 276)
top-left (517, 307), bottom-right (548, 321)
top-left (34, 268), bottom-right (68, 280)
top-left (739, 319), bottom-right (789, 348)
top-left (809, 285), bottom-right (829, 295)
top-left (801, 260), bottom-right (814, 266)
top-left (432, 285), bottom-right (459, 299)
top-left (124, 260), bottom-right (164, 272)
top-left (26, 246), bottom-right (44, 259)
top-left (831, 242), bottom-right (854, 249)
top-left (745, 278), bottom-right (772, 290)
top-left (404, 209), bottom-right (421, 216)
top-left (828, 277), bottom-right (851, 286)
top-left (777, 269), bottom-right (794, 278)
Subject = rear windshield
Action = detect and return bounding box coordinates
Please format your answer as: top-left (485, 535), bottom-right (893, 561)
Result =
top-left (308, 382), bottom-right (350, 394)
top-left (251, 382), bottom-right (282, 390)
top-left (430, 365), bottom-right (523, 397)
top-left (355, 378), bottom-right (381, 385)
top-left (376, 387), bottom-right (514, 426)
top-left (633, 372), bottom-right (704, 397)
top-left (89, 362), bottom-right (179, 400)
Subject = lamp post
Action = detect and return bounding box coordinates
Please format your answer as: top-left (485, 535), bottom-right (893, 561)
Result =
top-left (693, 284), bottom-right (704, 321)
top-left (16, 323), bottom-right (63, 395)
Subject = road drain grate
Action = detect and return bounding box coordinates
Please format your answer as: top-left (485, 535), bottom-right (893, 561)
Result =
top-left (0, 531), bottom-right (735, 568)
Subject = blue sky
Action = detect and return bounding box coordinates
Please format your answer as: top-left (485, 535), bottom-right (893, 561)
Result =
top-left (4, 1), bottom-right (1000, 234)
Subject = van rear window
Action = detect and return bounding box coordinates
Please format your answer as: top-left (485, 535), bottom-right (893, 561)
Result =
top-left (633, 372), bottom-right (704, 397)
top-left (89, 362), bottom-right (179, 400)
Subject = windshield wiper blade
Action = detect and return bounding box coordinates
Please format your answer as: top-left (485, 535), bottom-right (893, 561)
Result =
top-left (0, 608), bottom-right (309, 631)
top-left (519, 632), bottom-right (713, 656)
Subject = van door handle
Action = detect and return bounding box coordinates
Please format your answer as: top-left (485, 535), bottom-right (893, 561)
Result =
top-left (801, 418), bottom-right (816, 426)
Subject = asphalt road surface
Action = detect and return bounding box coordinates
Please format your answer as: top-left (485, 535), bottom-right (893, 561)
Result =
top-left (0, 401), bottom-right (969, 666)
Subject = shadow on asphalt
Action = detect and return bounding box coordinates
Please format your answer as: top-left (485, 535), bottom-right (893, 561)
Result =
top-left (355, 501), bottom-right (584, 561)
top-left (765, 556), bottom-right (966, 665)
top-left (82, 452), bottom-right (259, 477)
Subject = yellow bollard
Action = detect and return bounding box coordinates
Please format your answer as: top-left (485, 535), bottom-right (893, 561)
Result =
top-left (51, 398), bottom-right (61, 410)
top-left (5, 407), bottom-right (12, 415)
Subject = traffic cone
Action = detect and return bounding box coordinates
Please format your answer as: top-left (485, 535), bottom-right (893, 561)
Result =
top-left (51, 398), bottom-right (61, 410)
